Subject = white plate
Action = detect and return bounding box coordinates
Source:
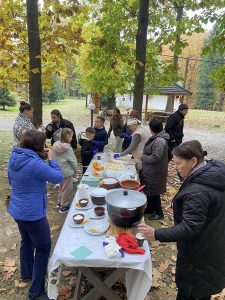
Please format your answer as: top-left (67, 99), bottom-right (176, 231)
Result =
top-left (87, 210), bottom-right (106, 219)
top-left (84, 220), bottom-right (109, 235)
top-left (68, 218), bottom-right (90, 228)
top-left (75, 201), bottom-right (93, 210)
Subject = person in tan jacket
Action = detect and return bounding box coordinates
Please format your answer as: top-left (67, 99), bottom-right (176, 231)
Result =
top-left (113, 118), bottom-right (150, 171)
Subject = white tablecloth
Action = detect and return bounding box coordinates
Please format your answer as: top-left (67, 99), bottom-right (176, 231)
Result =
top-left (48, 189), bottom-right (152, 300)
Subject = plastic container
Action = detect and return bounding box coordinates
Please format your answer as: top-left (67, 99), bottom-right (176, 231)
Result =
top-left (81, 176), bottom-right (99, 187)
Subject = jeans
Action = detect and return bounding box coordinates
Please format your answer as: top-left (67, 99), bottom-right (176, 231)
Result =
top-left (15, 216), bottom-right (51, 298)
top-left (146, 195), bottom-right (163, 215)
top-left (176, 291), bottom-right (211, 300)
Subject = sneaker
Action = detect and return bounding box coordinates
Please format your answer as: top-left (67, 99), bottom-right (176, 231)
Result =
top-left (56, 203), bottom-right (61, 208)
top-left (59, 206), bottom-right (70, 214)
top-left (149, 214), bottom-right (164, 221)
top-left (29, 294), bottom-right (50, 300)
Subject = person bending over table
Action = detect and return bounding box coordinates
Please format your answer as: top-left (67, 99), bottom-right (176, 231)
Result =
top-left (8, 130), bottom-right (63, 300)
top-left (138, 140), bottom-right (225, 300)
top-left (114, 118), bottom-right (150, 171)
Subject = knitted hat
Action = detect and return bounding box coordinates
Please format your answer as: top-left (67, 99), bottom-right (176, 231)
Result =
top-left (127, 118), bottom-right (142, 126)
top-left (178, 103), bottom-right (188, 111)
top-left (129, 110), bottom-right (139, 118)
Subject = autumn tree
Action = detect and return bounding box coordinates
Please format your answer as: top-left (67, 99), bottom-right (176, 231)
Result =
top-left (196, 25), bottom-right (225, 110)
top-left (0, 0), bottom-right (85, 124)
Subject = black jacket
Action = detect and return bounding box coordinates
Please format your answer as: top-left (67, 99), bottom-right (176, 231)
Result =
top-left (165, 110), bottom-right (184, 145)
top-left (45, 118), bottom-right (77, 149)
top-left (93, 126), bottom-right (108, 152)
top-left (121, 123), bottom-right (132, 151)
top-left (155, 160), bottom-right (225, 298)
top-left (79, 137), bottom-right (93, 168)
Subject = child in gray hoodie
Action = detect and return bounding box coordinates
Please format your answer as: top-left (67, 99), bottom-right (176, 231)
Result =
top-left (53, 128), bottom-right (78, 213)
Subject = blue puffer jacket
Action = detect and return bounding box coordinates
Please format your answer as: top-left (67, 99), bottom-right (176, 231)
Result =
top-left (8, 147), bottom-right (63, 221)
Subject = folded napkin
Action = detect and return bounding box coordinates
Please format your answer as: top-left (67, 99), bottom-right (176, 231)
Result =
top-left (116, 233), bottom-right (145, 255)
top-left (103, 236), bottom-right (124, 258)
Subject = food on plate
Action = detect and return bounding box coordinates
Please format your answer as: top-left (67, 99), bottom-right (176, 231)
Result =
top-left (79, 198), bottom-right (89, 207)
top-left (99, 177), bottom-right (118, 190)
top-left (102, 161), bottom-right (125, 171)
top-left (92, 161), bottom-right (104, 176)
top-left (73, 214), bottom-right (85, 224)
top-left (89, 226), bottom-right (101, 233)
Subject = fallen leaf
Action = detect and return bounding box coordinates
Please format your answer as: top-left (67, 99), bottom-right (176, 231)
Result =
top-left (51, 224), bottom-right (60, 231)
top-left (4, 257), bottom-right (16, 267)
top-left (14, 280), bottom-right (28, 288)
top-left (5, 228), bottom-right (13, 236)
top-left (0, 248), bottom-right (8, 253)
top-left (152, 267), bottom-right (163, 288)
top-left (62, 270), bottom-right (72, 277)
top-left (171, 255), bottom-right (177, 261)
top-left (159, 260), bottom-right (170, 273)
top-left (11, 243), bottom-right (17, 250)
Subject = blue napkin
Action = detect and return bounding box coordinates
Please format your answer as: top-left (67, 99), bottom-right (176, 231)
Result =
top-left (70, 246), bottom-right (93, 260)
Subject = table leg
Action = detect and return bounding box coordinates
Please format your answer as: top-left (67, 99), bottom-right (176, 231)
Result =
top-left (73, 270), bottom-right (82, 300)
top-left (77, 267), bottom-right (127, 300)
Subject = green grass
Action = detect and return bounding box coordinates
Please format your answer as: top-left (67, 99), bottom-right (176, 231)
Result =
top-left (0, 132), bottom-right (13, 164)
top-left (185, 109), bottom-right (225, 133)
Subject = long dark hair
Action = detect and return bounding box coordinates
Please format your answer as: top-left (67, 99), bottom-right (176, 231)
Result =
top-left (20, 130), bottom-right (47, 159)
top-left (51, 109), bottom-right (62, 119)
top-left (19, 101), bottom-right (32, 113)
top-left (112, 107), bottom-right (122, 120)
top-left (173, 140), bottom-right (207, 164)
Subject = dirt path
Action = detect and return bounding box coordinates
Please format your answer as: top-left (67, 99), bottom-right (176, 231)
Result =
top-left (183, 127), bottom-right (225, 162)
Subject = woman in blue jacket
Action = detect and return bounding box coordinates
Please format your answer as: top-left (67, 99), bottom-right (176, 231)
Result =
top-left (8, 130), bottom-right (63, 300)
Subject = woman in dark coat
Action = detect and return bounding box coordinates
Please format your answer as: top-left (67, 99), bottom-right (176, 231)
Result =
top-left (140, 118), bottom-right (169, 220)
top-left (138, 140), bottom-right (225, 300)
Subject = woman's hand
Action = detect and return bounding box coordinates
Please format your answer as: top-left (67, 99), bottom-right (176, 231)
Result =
top-left (44, 148), bottom-right (53, 161)
top-left (138, 224), bottom-right (155, 240)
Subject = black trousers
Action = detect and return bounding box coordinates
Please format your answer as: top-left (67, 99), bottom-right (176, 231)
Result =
top-left (176, 291), bottom-right (211, 300)
top-left (145, 195), bottom-right (163, 215)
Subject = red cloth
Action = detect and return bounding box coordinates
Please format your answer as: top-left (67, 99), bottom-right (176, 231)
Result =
top-left (116, 233), bottom-right (145, 255)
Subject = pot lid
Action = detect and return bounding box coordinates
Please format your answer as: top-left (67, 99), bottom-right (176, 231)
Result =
top-left (105, 188), bottom-right (146, 208)
top-left (90, 187), bottom-right (107, 197)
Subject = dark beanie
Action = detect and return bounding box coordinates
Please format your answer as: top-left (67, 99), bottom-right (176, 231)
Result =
top-left (178, 103), bottom-right (188, 111)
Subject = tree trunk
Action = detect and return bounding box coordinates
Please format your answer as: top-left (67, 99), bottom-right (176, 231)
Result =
top-left (106, 93), bottom-right (116, 109)
top-left (165, 3), bottom-right (184, 112)
top-left (26, 0), bottom-right (42, 128)
top-left (91, 93), bottom-right (100, 114)
top-left (3, 103), bottom-right (5, 111)
top-left (165, 95), bottom-right (174, 112)
top-left (133, 0), bottom-right (150, 120)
